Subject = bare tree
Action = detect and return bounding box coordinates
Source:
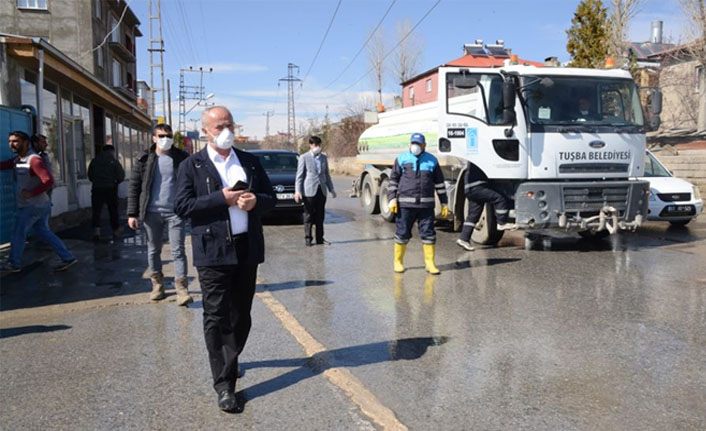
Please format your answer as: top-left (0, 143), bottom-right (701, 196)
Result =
top-left (391, 19), bottom-right (423, 95)
top-left (367, 28), bottom-right (386, 106)
top-left (607, 0), bottom-right (643, 65)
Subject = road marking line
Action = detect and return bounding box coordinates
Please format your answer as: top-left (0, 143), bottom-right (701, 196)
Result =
top-left (256, 290), bottom-right (408, 431)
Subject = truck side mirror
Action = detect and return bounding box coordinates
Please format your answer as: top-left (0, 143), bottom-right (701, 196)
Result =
top-left (502, 80), bottom-right (516, 125)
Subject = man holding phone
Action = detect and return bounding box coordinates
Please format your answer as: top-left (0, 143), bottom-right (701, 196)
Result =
top-left (175, 106), bottom-right (275, 413)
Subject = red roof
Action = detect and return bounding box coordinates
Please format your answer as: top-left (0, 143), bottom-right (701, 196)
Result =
top-left (446, 53), bottom-right (544, 68)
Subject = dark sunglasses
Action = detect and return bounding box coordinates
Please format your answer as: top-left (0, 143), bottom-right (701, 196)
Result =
top-left (156, 134), bottom-right (173, 138)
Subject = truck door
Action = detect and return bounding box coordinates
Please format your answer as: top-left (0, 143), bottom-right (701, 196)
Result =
top-left (437, 68), bottom-right (527, 180)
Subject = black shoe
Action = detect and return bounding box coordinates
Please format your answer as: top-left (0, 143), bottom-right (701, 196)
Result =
top-left (316, 239), bottom-right (331, 245)
top-left (54, 258), bottom-right (78, 272)
top-left (305, 240), bottom-right (313, 247)
top-left (218, 389), bottom-right (239, 413)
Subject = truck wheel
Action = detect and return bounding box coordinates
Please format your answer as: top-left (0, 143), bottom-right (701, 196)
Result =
top-left (524, 233), bottom-right (539, 250)
top-left (378, 178), bottom-right (395, 222)
top-left (361, 175), bottom-right (380, 215)
top-left (470, 203), bottom-right (505, 246)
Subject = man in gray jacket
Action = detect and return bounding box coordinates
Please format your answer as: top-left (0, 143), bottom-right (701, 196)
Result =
top-left (294, 136), bottom-right (336, 246)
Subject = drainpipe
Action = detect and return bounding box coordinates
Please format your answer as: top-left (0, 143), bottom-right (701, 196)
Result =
top-left (36, 48), bottom-right (44, 135)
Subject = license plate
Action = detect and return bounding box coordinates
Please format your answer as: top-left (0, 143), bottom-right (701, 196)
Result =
top-left (277, 193), bottom-right (294, 200)
top-left (667, 205), bottom-right (694, 213)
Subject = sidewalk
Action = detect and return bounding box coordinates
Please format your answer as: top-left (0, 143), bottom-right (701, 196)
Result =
top-left (0, 216), bottom-right (196, 314)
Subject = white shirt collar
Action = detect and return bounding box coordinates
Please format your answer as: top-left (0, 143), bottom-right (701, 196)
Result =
top-left (207, 144), bottom-right (235, 163)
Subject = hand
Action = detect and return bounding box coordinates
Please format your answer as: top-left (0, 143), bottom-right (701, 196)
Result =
top-left (20, 189), bottom-right (32, 200)
top-left (128, 217), bottom-right (140, 230)
top-left (330, 190), bottom-right (337, 199)
top-left (237, 192), bottom-right (257, 211)
top-left (388, 199), bottom-right (398, 214)
top-left (440, 204), bottom-right (449, 219)
top-left (294, 192), bottom-right (302, 203)
top-left (222, 187), bottom-right (245, 207)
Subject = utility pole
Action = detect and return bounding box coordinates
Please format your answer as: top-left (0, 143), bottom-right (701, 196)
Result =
top-left (263, 110), bottom-right (274, 137)
top-left (166, 79), bottom-right (172, 126)
top-left (278, 63), bottom-right (301, 149)
top-left (178, 66), bottom-right (213, 134)
top-left (148, 0), bottom-right (166, 122)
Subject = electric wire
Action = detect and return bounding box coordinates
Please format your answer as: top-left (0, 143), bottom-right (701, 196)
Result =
top-left (81, 0), bottom-right (133, 58)
top-left (324, 0), bottom-right (396, 89)
top-left (301, 0), bottom-right (343, 83)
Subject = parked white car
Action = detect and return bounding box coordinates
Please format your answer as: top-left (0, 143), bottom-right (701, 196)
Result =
top-left (641, 150), bottom-right (703, 226)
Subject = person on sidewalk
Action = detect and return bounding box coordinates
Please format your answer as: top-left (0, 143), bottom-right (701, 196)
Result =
top-left (387, 132), bottom-right (448, 275)
top-left (456, 161), bottom-right (516, 252)
top-left (88, 144), bottom-right (125, 240)
top-left (294, 136), bottom-right (336, 246)
top-left (0, 131), bottom-right (77, 273)
top-left (175, 106), bottom-right (276, 413)
top-left (127, 124), bottom-right (192, 306)
top-left (30, 134), bottom-right (53, 199)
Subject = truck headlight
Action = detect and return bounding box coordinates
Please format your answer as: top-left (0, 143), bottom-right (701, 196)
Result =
top-left (693, 186), bottom-right (702, 201)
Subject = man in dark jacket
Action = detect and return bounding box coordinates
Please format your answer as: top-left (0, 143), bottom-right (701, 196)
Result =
top-left (387, 133), bottom-right (448, 275)
top-left (127, 124), bottom-right (192, 305)
top-left (88, 144), bottom-right (125, 240)
top-left (175, 106), bottom-right (275, 413)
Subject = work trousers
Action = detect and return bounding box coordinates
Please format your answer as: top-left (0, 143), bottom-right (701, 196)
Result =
top-left (394, 207), bottom-right (436, 244)
top-left (303, 188), bottom-right (327, 243)
top-left (196, 238), bottom-right (257, 394)
top-left (143, 211), bottom-right (187, 279)
top-left (91, 186), bottom-right (119, 231)
top-left (459, 185), bottom-right (511, 242)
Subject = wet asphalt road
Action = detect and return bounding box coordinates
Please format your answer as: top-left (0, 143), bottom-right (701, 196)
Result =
top-left (1, 175), bottom-right (705, 430)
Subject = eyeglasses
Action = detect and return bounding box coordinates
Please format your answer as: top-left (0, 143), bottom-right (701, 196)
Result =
top-left (156, 134), bottom-right (173, 138)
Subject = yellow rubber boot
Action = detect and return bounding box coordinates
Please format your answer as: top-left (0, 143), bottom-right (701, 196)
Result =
top-left (393, 243), bottom-right (406, 273)
top-left (423, 244), bottom-right (440, 275)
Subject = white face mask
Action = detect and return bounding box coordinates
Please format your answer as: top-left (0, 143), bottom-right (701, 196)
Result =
top-left (311, 146), bottom-right (322, 155)
top-left (156, 137), bottom-right (173, 151)
top-left (410, 144), bottom-right (422, 156)
top-left (214, 128), bottom-right (234, 149)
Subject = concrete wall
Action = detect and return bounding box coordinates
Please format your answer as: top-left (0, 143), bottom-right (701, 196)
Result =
top-left (659, 60), bottom-right (701, 133)
top-left (653, 149), bottom-right (706, 196)
top-left (0, 0), bottom-right (94, 72)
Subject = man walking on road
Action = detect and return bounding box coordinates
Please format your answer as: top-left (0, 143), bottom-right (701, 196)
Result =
top-left (88, 144), bottom-right (125, 240)
top-left (388, 133), bottom-right (448, 275)
top-left (127, 124), bottom-right (192, 306)
top-left (175, 106), bottom-right (276, 413)
top-left (1, 131), bottom-right (77, 273)
top-left (294, 135), bottom-right (336, 246)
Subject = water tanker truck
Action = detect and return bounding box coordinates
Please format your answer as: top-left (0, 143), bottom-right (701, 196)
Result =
top-left (352, 64), bottom-right (662, 248)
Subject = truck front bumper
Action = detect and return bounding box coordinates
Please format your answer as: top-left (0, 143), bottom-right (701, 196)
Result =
top-left (514, 180), bottom-right (650, 233)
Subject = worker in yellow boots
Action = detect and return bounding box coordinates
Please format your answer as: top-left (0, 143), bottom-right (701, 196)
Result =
top-left (388, 133), bottom-right (448, 274)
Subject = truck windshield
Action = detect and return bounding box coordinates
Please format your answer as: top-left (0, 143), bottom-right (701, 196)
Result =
top-left (521, 76), bottom-right (644, 131)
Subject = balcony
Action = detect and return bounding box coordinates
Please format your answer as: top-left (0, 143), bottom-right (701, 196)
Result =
top-left (108, 41), bottom-right (136, 63)
top-left (113, 84), bottom-right (136, 101)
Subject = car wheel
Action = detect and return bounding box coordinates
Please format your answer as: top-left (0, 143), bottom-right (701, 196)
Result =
top-left (469, 202), bottom-right (504, 246)
top-left (361, 175), bottom-right (380, 215)
top-left (668, 219), bottom-right (690, 227)
top-left (378, 177), bottom-right (395, 222)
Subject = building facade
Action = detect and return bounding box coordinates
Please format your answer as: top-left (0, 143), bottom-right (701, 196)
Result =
top-left (0, 0), bottom-right (150, 231)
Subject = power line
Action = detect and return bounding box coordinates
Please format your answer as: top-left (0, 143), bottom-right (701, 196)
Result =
top-left (333, 0), bottom-right (441, 98)
top-left (302, 0), bottom-right (343, 82)
top-left (81, 0), bottom-right (133, 58)
top-left (324, 0), bottom-right (397, 89)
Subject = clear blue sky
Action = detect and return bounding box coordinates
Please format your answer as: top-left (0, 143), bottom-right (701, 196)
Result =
top-left (130, 0), bottom-right (689, 139)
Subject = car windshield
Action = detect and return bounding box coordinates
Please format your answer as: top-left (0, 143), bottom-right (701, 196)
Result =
top-left (643, 152), bottom-right (671, 177)
top-left (256, 153), bottom-right (298, 171)
top-left (521, 76), bottom-right (644, 128)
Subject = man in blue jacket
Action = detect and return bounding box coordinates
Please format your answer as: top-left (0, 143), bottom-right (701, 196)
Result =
top-left (175, 106), bottom-right (276, 413)
top-left (387, 133), bottom-right (448, 274)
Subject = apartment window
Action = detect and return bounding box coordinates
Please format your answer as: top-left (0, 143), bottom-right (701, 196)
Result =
top-left (426, 79), bottom-right (432, 93)
top-left (696, 65), bottom-right (704, 93)
top-left (17, 0), bottom-right (47, 10)
top-left (94, 0), bottom-right (101, 19)
top-left (112, 59), bottom-right (122, 87)
top-left (409, 87), bottom-right (415, 100)
top-left (96, 47), bottom-right (104, 68)
top-left (110, 15), bottom-right (119, 43)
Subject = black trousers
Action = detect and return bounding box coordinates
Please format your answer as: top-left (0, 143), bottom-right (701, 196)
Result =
top-left (196, 239), bottom-right (257, 393)
top-left (303, 188), bottom-right (327, 243)
top-left (91, 186), bottom-right (119, 230)
top-left (459, 185), bottom-right (511, 242)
